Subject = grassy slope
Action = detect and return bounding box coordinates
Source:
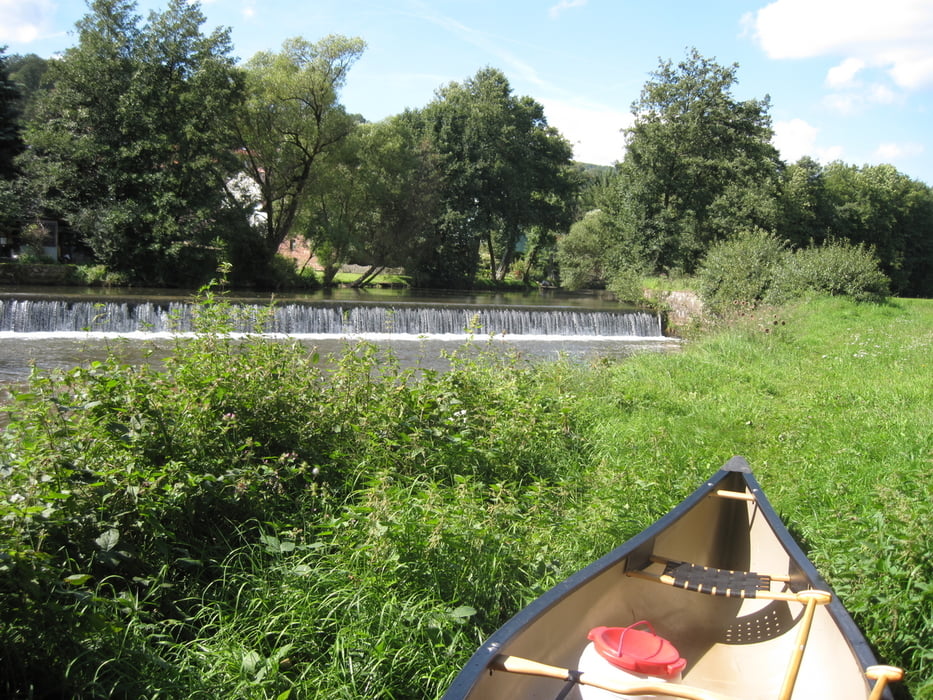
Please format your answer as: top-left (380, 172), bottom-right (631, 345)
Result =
top-left (567, 296), bottom-right (932, 697)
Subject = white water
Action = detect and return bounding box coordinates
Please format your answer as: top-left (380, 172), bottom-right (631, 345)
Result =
top-left (0, 299), bottom-right (664, 337)
top-left (0, 297), bottom-right (678, 383)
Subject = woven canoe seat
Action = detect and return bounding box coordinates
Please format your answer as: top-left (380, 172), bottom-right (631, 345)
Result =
top-left (661, 560), bottom-right (771, 597)
top-left (627, 556), bottom-right (800, 601)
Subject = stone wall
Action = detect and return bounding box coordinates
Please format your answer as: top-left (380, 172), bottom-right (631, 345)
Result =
top-left (0, 263), bottom-right (78, 286)
top-left (645, 289), bottom-right (705, 335)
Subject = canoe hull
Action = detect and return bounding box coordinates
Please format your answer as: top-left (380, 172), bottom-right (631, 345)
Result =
top-left (443, 457), bottom-right (893, 700)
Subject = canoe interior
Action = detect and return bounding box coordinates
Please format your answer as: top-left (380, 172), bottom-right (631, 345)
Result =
top-left (446, 461), bottom-right (889, 700)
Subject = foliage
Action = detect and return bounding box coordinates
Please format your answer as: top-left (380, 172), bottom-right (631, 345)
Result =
top-left (4, 52), bottom-right (50, 125)
top-left (696, 228), bottom-right (788, 314)
top-left (413, 67), bottom-right (578, 287)
top-left (0, 287), bottom-right (588, 698)
top-left (234, 35), bottom-right (366, 258)
top-left (768, 239), bottom-right (891, 303)
top-left (297, 115), bottom-right (440, 286)
top-left (0, 47), bottom-right (24, 180)
top-left (820, 162), bottom-right (933, 297)
top-left (698, 231), bottom-right (891, 313)
top-left (610, 48), bottom-right (781, 274)
top-left (19, 0), bottom-right (245, 286)
top-left (556, 209), bottom-right (613, 290)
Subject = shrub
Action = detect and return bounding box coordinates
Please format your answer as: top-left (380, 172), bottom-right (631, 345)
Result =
top-left (0, 287), bottom-right (589, 697)
top-left (557, 210), bottom-right (612, 290)
top-left (766, 239), bottom-right (890, 304)
top-left (698, 233), bottom-right (891, 314)
top-left (696, 228), bottom-right (787, 314)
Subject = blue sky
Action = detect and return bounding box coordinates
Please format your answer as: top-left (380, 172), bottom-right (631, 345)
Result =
top-left (3, 0), bottom-right (933, 185)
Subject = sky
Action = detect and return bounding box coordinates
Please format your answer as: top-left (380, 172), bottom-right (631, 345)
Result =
top-left (2, 0), bottom-right (933, 185)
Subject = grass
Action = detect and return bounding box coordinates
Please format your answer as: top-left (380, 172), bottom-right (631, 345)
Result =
top-left (571, 297), bottom-right (932, 698)
top-left (0, 293), bottom-right (930, 698)
top-left (330, 271), bottom-right (411, 287)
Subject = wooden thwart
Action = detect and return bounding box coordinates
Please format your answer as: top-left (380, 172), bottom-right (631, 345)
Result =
top-left (491, 655), bottom-right (736, 700)
top-left (714, 488), bottom-right (757, 502)
top-left (492, 653), bottom-right (902, 700)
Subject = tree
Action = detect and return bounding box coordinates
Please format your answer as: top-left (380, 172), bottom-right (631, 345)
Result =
top-left (234, 35), bottom-right (365, 258)
top-left (775, 157), bottom-right (833, 247)
top-left (416, 67), bottom-right (577, 287)
top-left (21, 0), bottom-right (244, 284)
top-left (612, 49), bottom-right (781, 273)
top-left (5, 53), bottom-right (50, 124)
top-left (292, 115), bottom-right (440, 286)
top-left (0, 47), bottom-right (24, 180)
top-left (556, 209), bottom-right (614, 289)
top-left (821, 162), bottom-right (933, 296)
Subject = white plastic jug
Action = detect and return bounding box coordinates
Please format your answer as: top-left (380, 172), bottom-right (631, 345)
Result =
top-left (577, 622), bottom-right (685, 699)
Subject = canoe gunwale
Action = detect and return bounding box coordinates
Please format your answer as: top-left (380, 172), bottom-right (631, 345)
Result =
top-left (441, 456), bottom-right (895, 700)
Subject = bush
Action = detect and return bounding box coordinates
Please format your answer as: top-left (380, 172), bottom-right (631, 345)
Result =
top-left (0, 288), bottom-right (589, 697)
top-left (556, 210), bottom-right (612, 290)
top-left (696, 228), bottom-right (787, 314)
top-left (698, 233), bottom-right (891, 314)
top-left (767, 239), bottom-right (890, 304)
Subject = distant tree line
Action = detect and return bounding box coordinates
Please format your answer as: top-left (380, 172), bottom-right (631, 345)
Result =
top-left (1, 1), bottom-right (931, 297)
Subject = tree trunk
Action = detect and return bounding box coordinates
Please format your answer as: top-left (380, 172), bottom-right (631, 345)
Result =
top-left (351, 265), bottom-right (385, 288)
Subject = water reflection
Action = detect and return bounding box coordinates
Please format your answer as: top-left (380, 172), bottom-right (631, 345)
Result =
top-left (0, 285), bottom-right (636, 311)
top-left (0, 332), bottom-right (680, 387)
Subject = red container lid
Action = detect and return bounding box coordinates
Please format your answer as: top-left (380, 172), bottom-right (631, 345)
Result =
top-left (588, 622), bottom-right (686, 678)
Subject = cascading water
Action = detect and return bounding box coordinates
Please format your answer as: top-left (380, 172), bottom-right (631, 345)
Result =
top-left (0, 298), bottom-right (664, 338)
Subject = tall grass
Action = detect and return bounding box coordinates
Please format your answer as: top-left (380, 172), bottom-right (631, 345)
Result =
top-left (0, 292), bottom-right (930, 698)
top-left (572, 297), bottom-right (932, 698)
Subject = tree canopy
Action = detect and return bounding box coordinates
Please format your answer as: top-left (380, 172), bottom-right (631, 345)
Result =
top-left (0, 48), bottom-right (25, 181)
top-left (20, 0), bottom-right (244, 284)
top-left (612, 49), bottom-right (781, 274)
top-left (413, 67), bottom-right (577, 287)
top-left (234, 35), bottom-right (366, 257)
top-left (2, 16), bottom-right (931, 299)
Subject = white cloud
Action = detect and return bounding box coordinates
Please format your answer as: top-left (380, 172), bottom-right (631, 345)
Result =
top-left (826, 58), bottom-right (865, 88)
top-left (772, 118), bottom-right (843, 163)
top-left (540, 98), bottom-right (631, 165)
top-left (772, 118), bottom-right (817, 162)
top-left (750, 0), bottom-right (933, 89)
top-left (548, 0), bottom-right (587, 20)
top-left (874, 141), bottom-right (925, 162)
top-left (823, 81), bottom-right (899, 115)
top-left (0, 0), bottom-right (56, 44)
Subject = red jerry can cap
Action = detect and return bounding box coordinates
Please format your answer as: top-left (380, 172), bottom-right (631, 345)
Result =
top-left (588, 621), bottom-right (687, 678)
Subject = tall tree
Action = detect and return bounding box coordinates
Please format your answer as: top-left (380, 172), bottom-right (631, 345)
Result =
top-left (5, 53), bottom-right (50, 123)
top-left (0, 47), bottom-right (24, 180)
top-left (22, 0), bottom-right (244, 284)
top-left (234, 35), bottom-right (365, 257)
top-left (612, 48), bottom-right (781, 273)
top-left (776, 156), bottom-right (833, 247)
top-left (416, 67), bottom-right (576, 286)
top-left (0, 47), bottom-right (26, 243)
top-left (821, 162), bottom-right (933, 296)
top-left (293, 115), bottom-right (440, 287)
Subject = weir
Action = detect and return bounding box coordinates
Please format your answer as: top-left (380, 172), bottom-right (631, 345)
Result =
top-left (0, 298), bottom-right (664, 338)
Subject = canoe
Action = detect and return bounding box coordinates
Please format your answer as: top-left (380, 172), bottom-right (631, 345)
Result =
top-left (442, 456), bottom-right (902, 700)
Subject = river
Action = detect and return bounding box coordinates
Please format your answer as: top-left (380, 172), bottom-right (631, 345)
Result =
top-left (0, 286), bottom-right (681, 385)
